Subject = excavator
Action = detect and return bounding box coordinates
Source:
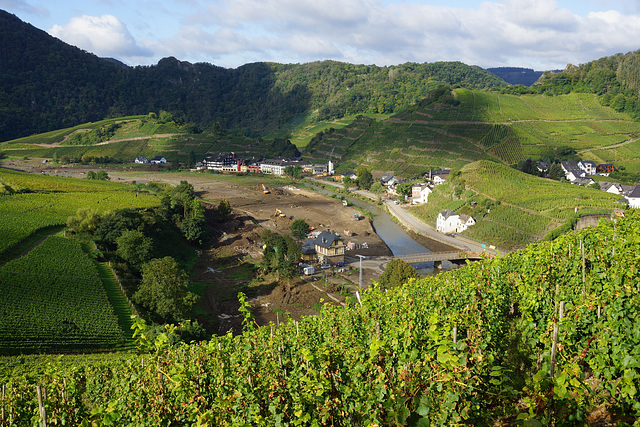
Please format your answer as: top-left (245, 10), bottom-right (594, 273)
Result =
top-left (275, 208), bottom-right (286, 218)
top-left (262, 184), bottom-right (270, 194)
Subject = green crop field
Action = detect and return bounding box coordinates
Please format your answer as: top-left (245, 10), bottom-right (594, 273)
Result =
top-left (0, 169), bottom-right (159, 261)
top-left (0, 236), bottom-right (126, 353)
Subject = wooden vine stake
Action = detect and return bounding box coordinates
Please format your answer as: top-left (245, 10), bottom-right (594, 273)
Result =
top-left (452, 326), bottom-right (458, 345)
top-left (550, 301), bottom-right (565, 379)
top-left (581, 240), bottom-right (586, 300)
top-left (37, 384), bottom-right (47, 427)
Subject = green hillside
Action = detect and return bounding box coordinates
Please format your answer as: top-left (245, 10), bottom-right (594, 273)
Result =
top-left (0, 114), bottom-right (300, 163)
top-left (2, 212), bottom-right (640, 424)
top-left (0, 10), bottom-right (507, 142)
top-left (305, 87), bottom-right (640, 176)
top-left (409, 161), bottom-right (621, 249)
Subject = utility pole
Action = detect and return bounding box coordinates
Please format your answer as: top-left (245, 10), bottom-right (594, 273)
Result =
top-left (356, 255), bottom-right (367, 289)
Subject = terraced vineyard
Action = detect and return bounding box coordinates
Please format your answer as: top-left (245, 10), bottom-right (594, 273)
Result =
top-left (410, 161), bottom-right (621, 249)
top-left (0, 236), bottom-right (126, 353)
top-left (306, 88), bottom-right (640, 176)
top-left (0, 115), bottom-right (268, 163)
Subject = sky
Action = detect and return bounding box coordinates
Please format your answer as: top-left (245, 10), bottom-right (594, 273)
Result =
top-left (2, 0), bottom-right (640, 70)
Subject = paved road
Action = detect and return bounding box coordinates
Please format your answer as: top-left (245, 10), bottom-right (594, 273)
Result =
top-left (307, 177), bottom-right (503, 256)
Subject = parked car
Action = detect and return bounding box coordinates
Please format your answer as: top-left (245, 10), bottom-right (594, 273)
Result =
top-left (320, 264), bottom-right (331, 269)
top-left (334, 262), bottom-right (345, 267)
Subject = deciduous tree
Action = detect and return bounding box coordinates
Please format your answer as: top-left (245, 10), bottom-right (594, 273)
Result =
top-left (290, 219), bottom-right (311, 240)
top-left (116, 230), bottom-right (154, 267)
top-left (378, 259), bottom-right (417, 290)
top-left (133, 257), bottom-right (199, 323)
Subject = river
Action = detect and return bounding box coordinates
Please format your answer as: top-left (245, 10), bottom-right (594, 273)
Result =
top-left (306, 184), bottom-right (453, 274)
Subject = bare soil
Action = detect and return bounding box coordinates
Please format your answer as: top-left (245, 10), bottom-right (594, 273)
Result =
top-left (173, 174), bottom-right (392, 334)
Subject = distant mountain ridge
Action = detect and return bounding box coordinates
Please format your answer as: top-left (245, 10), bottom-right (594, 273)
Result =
top-left (0, 9), bottom-right (507, 142)
top-left (487, 67), bottom-right (545, 86)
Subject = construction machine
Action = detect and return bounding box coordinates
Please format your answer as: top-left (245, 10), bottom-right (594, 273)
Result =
top-left (262, 184), bottom-right (270, 194)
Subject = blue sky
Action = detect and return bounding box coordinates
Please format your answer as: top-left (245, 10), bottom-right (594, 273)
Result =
top-left (2, 0), bottom-right (640, 70)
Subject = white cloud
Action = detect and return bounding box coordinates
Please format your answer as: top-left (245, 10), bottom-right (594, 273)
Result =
top-left (10, 0), bottom-right (638, 69)
top-left (48, 14), bottom-right (152, 59)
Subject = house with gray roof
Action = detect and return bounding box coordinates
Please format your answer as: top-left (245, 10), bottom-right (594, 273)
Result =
top-left (313, 231), bottom-right (345, 265)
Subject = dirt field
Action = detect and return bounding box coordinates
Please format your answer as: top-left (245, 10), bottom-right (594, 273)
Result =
top-left (104, 170), bottom-right (392, 334)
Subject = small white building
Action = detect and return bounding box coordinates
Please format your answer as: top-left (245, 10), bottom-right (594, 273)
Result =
top-left (437, 210), bottom-right (475, 234)
top-left (457, 214), bottom-right (476, 233)
top-left (578, 160), bottom-right (597, 175)
top-left (411, 184), bottom-right (432, 205)
top-left (436, 210), bottom-right (460, 234)
top-left (432, 174), bottom-right (448, 185)
top-left (134, 156), bottom-right (148, 164)
top-left (603, 182), bottom-right (624, 195)
top-left (150, 156), bottom-right (167, 164)
top-left (626, 185), bottom-right (640, 208)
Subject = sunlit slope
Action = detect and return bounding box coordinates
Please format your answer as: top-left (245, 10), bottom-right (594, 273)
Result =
top-left (0, 168), bottom-right (159, 259)
top-left (307, 88), bottom-right (640, 176)
top-left (410, 160), bottom-right (621, 249)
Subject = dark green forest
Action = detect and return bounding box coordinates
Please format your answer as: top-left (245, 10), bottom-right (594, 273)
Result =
top-left (0, 10), bottom-right (506, 142)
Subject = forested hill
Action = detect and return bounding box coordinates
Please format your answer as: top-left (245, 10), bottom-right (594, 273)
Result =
top-left (0, 10), bottom-right (507, 142)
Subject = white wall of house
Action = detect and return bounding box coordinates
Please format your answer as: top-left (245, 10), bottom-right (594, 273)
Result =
top-left (433, 176), bottom-right (446, 185)
top-left (436, 212), bottom-right (459, 234)
top-left (412, 186), bottom-right (432, 204)
top-left (628, 197), bottom-right (640, 209)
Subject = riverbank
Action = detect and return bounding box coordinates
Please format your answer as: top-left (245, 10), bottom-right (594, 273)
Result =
top-left (307, 177), bottom-right (503, 255)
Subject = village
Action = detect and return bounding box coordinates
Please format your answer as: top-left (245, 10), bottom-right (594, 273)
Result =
top-left (132, 152), bottom-right (640, 249)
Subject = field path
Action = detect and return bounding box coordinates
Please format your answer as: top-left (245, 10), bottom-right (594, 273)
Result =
top-left (0, 227), bottom-right (64, 267)
top-left (577, 136), bottom-right (640, 154)
top-left (34, 134), bottom-right (178, 148)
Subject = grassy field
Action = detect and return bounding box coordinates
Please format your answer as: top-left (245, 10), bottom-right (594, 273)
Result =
top-left (409, 160), bottom-right (621, 250)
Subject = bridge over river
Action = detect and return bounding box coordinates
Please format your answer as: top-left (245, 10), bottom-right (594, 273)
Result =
top-left (377, 251), bottom-right (489, 269)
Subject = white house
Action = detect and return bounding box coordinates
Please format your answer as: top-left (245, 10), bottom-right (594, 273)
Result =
top-left (602, 182), bottom-right (624, 195)
top-left (436, 210), bottom-right (460, 234)
top-left (437, 210), bottom-right (475, 234)
top-left (411, 184), bottom-right (432, 205)
top-left (457, 214), bottom-right (476, 233)
top-left (341, 171), bottom-right (357, 181)
top-left (150, 156), bottom-right (167, 164)
top-left (426, 169), bottom-right (450, 185)
top-left (578, 160), bottom-right (597, 175)
top-left (134, 156), bottom-right (148, 164)
top-left (626, 185), bottom-right (640, 208)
